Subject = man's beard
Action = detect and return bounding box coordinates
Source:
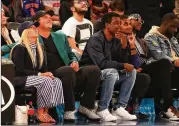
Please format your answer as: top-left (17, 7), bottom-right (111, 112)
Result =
top-left (74, 7), bottom-right (87, 15)
top-left (165, 30), bottom-right (173, 38)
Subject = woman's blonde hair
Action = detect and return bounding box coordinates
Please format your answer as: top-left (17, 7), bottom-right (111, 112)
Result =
top-left (10, 28), bottom-right (44, 68)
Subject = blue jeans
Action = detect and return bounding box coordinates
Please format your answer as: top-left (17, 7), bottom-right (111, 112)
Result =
top-left (98, 68), bottom-right (119, 111)
top-left (98, 69), bottom-right (136, 110)
top-left (114, 69), bottom-right (137, 108)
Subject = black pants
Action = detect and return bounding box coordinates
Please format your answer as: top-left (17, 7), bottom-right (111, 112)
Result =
top-left (53, 66), bottom-right (101, 111)
top-left (171, 67), bottom-right (179, 89)
top-left (142, 59), bottom-right (174, 111)
top-left (132, 72), bottom-right (151, 99)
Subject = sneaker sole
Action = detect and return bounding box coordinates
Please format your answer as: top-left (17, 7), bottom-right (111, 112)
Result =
top-left (112, 113), bottom-right (137, 121)
top-left (160, 112), bottom-right (179, 121)
top-left (100, 118), bottom-right (117, 122)
top-left (64, 118), bottom-right (75, 122)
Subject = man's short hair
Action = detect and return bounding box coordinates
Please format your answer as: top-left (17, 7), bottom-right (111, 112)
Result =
top-left (161, 13), bottom-right (179, 25)
top-left (120, 14), bottom-right (129, 20)
top-left (109, 0), bottom-right (125, 11)
top-left (101, 12), bottom-right (120, 29)
top-left (69, 0), bottom-right (88, 7)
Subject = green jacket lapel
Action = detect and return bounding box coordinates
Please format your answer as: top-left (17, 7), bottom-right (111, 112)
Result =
top-left (50, 32), bottom-right (70, 65)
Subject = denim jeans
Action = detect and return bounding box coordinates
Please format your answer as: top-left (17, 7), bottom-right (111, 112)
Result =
top-left (114, 69), bottom-right (137, 108)
top-left (98, 68), bottom-right (119, 111)
top-left (98, 69), bottom-right (136, 111)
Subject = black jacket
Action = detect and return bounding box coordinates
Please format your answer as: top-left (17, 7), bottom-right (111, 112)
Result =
top-left (111, 41), bottom-right (132, 64)
top-left (12, 44), bottom-right (47, 87)
top-left (81, 30), bottom-right (125, 70)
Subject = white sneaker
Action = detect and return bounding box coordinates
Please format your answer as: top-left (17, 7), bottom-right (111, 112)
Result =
top-left (165, 107), bottom-right (179, 121)
top-left (78, 105), bottom-right (100, 120)
top-left (97, 109), bottom-right (118, 122)
top-left (64, 110), bottom-right (76, 120)
top-left (112, 107), bottom-right (137, 120)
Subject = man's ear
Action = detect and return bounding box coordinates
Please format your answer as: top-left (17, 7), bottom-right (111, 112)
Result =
top-left (105, 23), bottom-right (108, 28)
top-left (71, 7), bottom-right (75, 12)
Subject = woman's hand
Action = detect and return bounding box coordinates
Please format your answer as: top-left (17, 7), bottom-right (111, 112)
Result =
top-left (40, 72), bottom-right (55, 79)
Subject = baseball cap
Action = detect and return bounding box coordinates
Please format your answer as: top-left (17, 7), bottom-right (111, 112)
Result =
top-left (128, 14), bottom-right (144, 24)
top-left (33, 10), bottom-right (54, 21)
top-left (18, 21), bottom-right (39, 36)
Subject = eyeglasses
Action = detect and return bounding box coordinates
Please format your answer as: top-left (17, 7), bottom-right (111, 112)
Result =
top-left (134, 18), bottom-right (144, 24)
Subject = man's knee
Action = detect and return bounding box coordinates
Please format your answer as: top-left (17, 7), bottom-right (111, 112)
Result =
top-left (158, 59), bottom-right (173, 69)
top-left (136, 73), bottom-right (151, 88)
top-left (101, 68), bottom-right (119, 80)
top-left (81, 65), bottom-right (101, 76)
top-left (54, 66), bottom-right (75, 78)
top-left (130, 69), bottom-right (137, 78)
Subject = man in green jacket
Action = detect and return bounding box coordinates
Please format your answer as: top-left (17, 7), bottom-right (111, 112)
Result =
top-left (32, 10), bottom-right (101, 121)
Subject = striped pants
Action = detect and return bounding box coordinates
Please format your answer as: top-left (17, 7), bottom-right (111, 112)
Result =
top-left (25, 76), bottom-right (64, 108)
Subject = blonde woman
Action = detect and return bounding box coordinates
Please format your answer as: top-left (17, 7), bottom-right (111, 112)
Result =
top-left (11, 21), bottom-right (64, 123)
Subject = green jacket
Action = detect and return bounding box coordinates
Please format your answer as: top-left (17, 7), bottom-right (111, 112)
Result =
top-left (1, 43), bottom-right (17, 56)
top-left (38, 30), bottom-right (78, 65)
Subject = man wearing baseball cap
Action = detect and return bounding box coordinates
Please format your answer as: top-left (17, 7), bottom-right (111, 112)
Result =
top-left (33, 10), bottom-right (101, 121)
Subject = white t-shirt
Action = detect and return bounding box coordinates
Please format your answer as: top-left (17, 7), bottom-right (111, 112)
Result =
top-left (62, 17), bottom-right (93, 50)
top-left (43, 0), bottom-right (60, 15)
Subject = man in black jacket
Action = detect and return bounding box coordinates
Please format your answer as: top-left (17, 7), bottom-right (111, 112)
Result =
top-left (82, 12), bottom-right (137, 121)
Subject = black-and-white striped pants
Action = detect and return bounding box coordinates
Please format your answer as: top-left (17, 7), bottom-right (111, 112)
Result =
top-left (26, 76), bottom-right (64, 108)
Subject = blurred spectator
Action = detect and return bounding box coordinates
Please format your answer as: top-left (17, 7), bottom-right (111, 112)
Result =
top-left (13, 0), bottom-right (45, 23)
top-left (59, 0), bottom-right (91, 26)
top-left (90, 0), bottom-right (109, 23)
top-left (1, 0), bottom-right (13, 14)
top-left (2, 0), bottom-right (15, 21)
top-left (1, 9), bottom-right (15, 46)
top-left (125, 0), bottom-right (175, 38)
top-left (43, 0), bottom-right (60, 15)
top-left (174, 0), bottom-right (179, 15)
top-left (42, 0), bottom-right (61, 26)
top-left (174, 0), bottom-right (179, 39)
top-left (62, 0), bottom-right (93, 59)
top-left (93, 0), bottom-right (125, 33)
top-left (13, 0), bottom-right (59, 23)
